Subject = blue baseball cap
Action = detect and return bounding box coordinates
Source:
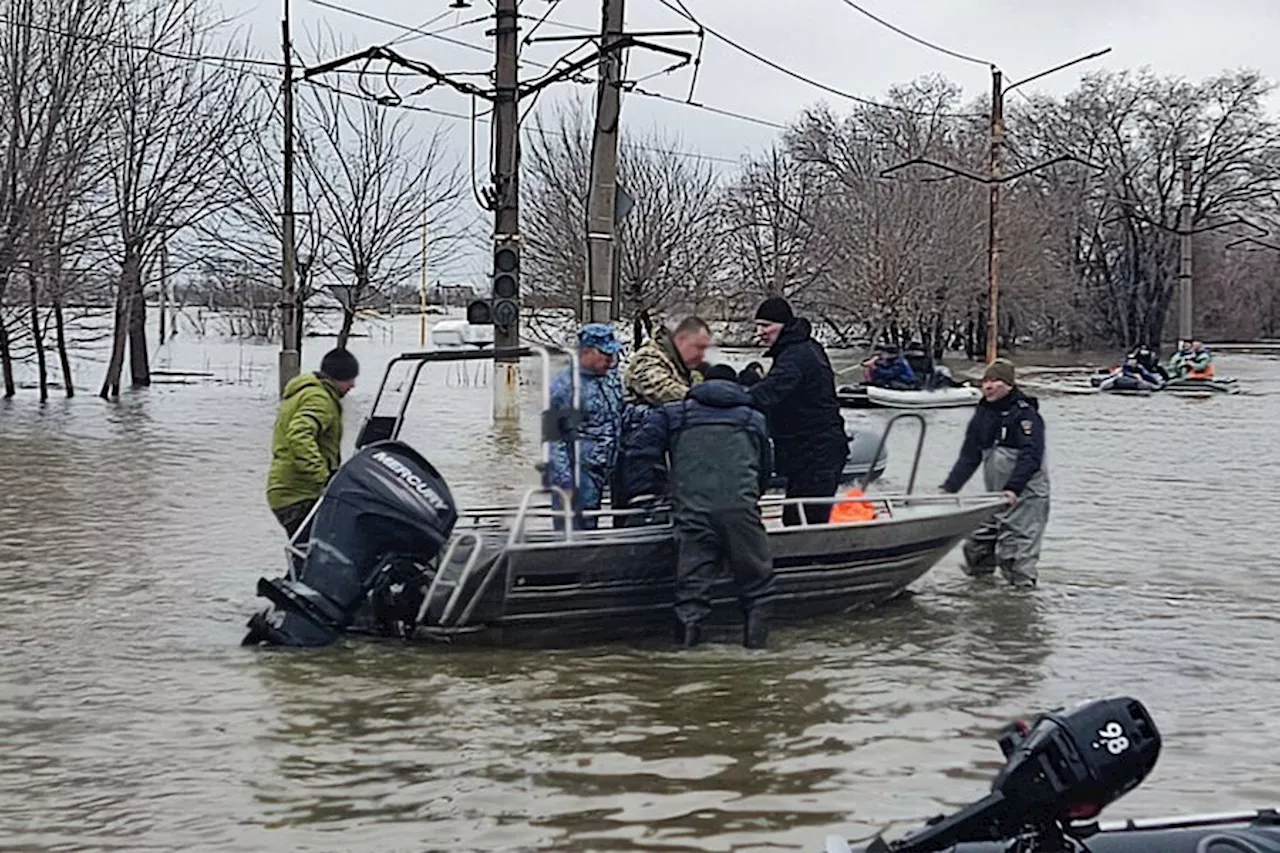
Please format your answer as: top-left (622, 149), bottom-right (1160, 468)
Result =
top-left (578, 323), bottom-right (621, 355)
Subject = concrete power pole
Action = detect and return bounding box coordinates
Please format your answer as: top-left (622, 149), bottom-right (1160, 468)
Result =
top-left (584, 0), bottom-right (625, 324)
top-left (985, 68), bottom-right (1004, 365)
top-left (278, 0), bottom-right (300, 396)
top-left (1177, 157), bottom-right (1194, 341)
top-left (492, 0), bottom-right (522, 421)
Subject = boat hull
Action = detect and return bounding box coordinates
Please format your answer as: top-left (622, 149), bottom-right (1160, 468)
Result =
top-left (1163, 377), bottom-right (1240, 395)
top-left (415, 499), bottom-right (1004, 645)
top-left (838, 384), bottom-right (981, 410)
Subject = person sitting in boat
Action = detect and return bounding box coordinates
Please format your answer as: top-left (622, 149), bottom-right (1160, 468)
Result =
top-left (1166, 340), bottom-right (1192, 378)
top-left (266, 347), bottom-right (359, 540)
top-left (748, 296), bottom-right (849, 526)
top-left (903, 341), bottom-right (936, 388)
top-left (623, 363), bottom-right (776, 649)
top-left (862, 345), bottom-right (920, 390)
top-left (547, 323), bottom-right (625, 530)
top-left (939, 358), bottom-right (1050, 588)
top-left (1119, 355), bottom-right (1163, 386)
top-left (614, 317), bottom-right (711, 522)
top-left (1127, 342), bottom-right (1167, 380)
top-left (1185, 340), bottom-right (1215, 378)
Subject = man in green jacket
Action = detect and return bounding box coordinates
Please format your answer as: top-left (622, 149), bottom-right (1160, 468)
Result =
top-left (266, 348), bottom-right (360, 537)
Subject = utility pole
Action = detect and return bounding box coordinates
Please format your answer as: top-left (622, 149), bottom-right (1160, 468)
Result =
top-left (491, 0), bottom-right (521, 421)
top-left (583, 0), bottom-right (625, 324)
top-left (158, 238), bottom-right (169, 345)
top-left (985, 68), bottom-right (1004, 364)
top-left (278, 0), bottom-right (301, 396)
top-left (880, 48), bottom-right (1111, 365)
top-left (1177, 157), bottom-right (1194, 341)
top-left (420, 200), bottom-right (429, 348)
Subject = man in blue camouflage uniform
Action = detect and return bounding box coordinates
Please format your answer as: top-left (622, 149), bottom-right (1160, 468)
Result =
top-left (548, 323), bottom-right (625, 529)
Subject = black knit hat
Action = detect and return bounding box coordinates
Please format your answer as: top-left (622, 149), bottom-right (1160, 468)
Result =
top-left (754, 296), bottom-right (794, 325)
top-left (319, 347), bottom-right (360, 382)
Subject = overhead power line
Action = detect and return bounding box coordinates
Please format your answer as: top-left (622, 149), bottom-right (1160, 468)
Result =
top-left (305, 0), bottom-right (553, 70)
top-left (832, 0), bottom-right (992, 67)
top-left (306, 77), bottom-right (743, 165)
top-left (652, 0), bottom-right (982, 118)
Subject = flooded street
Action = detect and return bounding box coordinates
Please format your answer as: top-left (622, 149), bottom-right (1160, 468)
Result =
top-left (2, 322), bottom-right (1278, 852)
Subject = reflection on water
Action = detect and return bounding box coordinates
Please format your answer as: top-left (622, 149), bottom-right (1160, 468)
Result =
top-left (2, 327), bottom-right (1278, 852)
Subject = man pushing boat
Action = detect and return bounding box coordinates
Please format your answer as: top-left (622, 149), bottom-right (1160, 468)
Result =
top-left (939, 358), bottom-right (1051, 587)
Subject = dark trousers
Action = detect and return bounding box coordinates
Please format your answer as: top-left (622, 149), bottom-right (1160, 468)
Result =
top-left (674, 507), bottom-right (776, 627)
top-left (272, 499), bottom-right (317, 540)
top-left (779, 442), bottom-right (847, 527)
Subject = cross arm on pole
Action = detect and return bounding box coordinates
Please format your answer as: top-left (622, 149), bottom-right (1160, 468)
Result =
top-left (518, 35), bottom-right (692, 98)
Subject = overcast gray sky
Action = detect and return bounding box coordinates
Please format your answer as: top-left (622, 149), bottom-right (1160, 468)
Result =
top-left (221, 0), bottom-right (1280, 283)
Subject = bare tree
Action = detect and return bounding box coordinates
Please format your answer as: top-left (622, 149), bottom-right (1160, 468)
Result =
top-left (0, 0), bottom-right (116, 396)
top-left (97, 0), bottom-right (257, 398)
top-left (718, 146), bottom-right (832, 314)
top-left (521, 101), bottom-right (724, 339)
top-left (782, 79), bottom-right (989, 351)
top-left (1012, 69), bottom-right (1280, 347)
top-left (295, 49), bottom-right (468, 348)
top-left (190, 78), bottom-right (326, 345)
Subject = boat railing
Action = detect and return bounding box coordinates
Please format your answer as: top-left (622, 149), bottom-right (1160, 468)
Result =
top-left (446, 485), bottom-right (1003, 543)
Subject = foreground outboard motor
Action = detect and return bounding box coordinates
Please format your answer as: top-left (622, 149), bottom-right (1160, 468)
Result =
top-left (243, 440), bottom-right (458, 648)
top-left (827, 697), bottom-right (1164, 853)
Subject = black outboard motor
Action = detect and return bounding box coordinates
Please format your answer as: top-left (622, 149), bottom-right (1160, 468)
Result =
top-left (825, 696), bottom-right (1280, 853)
top-left (827, 697), bottom-right (1161, 853)
top-left (243, 440), bottom-right (458, 648)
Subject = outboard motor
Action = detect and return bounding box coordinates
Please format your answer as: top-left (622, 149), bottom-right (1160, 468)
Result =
top-left (243, 440), bottom-right (458, 648)
top-left (826, 697), bottom-right (1164, 853)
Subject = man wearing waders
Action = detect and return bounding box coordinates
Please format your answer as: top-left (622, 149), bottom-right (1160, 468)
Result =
top-left (624, 364), bottom-right (777, 648)
top-left (940, 358), bottom-right (1050, 587)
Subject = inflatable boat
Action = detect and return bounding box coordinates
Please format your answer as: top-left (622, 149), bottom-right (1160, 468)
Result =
top-left (1096, 372), bottom-right (1162, 396)
top-left (1162, 376), bottom-right (1241, 396)
top-left (243, 346), bottom-right (1006, 649)
top-left (838, 384), bottom-right (981, 410)
top-left (821, 695), bottom-right (1277, 853)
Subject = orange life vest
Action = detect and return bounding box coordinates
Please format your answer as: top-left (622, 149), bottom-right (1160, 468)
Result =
top-left (831, 488), bottom-right (878, 523)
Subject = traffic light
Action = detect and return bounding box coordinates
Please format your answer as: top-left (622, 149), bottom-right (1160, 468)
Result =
top-left (466, 299), bottom-right (492, 325)
top-left (492, 240), bottom-right (519, 332)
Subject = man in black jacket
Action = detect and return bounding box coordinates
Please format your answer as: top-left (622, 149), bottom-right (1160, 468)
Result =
top-left (623, 364), bottom-right (777, 649)
top-left (747, 297), bottom-right (849, 526)
top-left (940, 358), bottom-right (1051, 587)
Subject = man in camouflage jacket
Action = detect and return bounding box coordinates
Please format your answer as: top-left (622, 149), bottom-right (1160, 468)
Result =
top-left (614, 317), bottom-right (712, 516)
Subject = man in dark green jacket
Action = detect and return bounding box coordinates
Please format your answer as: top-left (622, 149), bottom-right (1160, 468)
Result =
top-left (267, 348), bottom-right (360, 537)
top-left (623, 364), bottom-right (777, 649)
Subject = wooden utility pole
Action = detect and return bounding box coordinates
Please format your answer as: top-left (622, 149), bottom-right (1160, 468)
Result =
top-left (492, 0), bottom-right (521, 421)
top-left (1177, 157), bottom-right (1194, 341)
top-left (584, 0), bottom-right (625, 324)
top-left (278, 0), bottom-right (300, 396)
top-left (985, 68), bottom-right (1004, 365)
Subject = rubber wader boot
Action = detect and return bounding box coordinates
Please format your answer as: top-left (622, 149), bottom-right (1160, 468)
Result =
top-left (677, 622), bottom-right (704, 648)
top-left (743, 609), bottom-right (769, 649)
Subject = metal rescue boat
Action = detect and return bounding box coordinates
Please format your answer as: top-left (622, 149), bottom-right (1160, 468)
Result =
top-left (243, 345), bottom-right (1006, 648)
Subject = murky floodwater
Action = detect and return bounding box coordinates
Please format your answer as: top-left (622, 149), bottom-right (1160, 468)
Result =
top-left (2, 318), bottom-right (1278, 853)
